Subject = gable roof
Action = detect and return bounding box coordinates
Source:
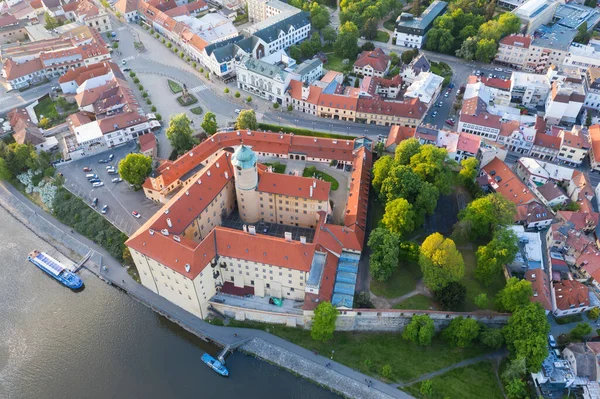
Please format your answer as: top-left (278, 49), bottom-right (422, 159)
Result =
top-left (354, 48), bottom-right (391, 72)
top-left (253, 12), bottom-right (310, 44)
top-left (386, 125), bottom-right (416, 148)
top-left (481, 157), bottom-right (537, 206)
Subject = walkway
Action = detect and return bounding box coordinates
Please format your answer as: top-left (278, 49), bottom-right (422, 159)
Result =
top-left (0, 181), bottom-right (410, 399)
top-left (370, 280), bottom-right (432, 309)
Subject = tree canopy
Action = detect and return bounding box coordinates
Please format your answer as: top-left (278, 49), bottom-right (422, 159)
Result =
top-left (311, 301), bottom-right (338, 342)
top-left (419, 233), bottom-right (465, 291)
top-left (236, 109), bottom-right (258, 130)
top-left (503, 303), bottom-right (550, 372)
top-left (166, 113), bottom-right (198, 156)
top-left (443, 316), bottom-right (480, 347)
top-left (496, 277), bottom-right (533, 312)
top-left (402, 314), bottom-right (435, 346)
top-left (433, 281), bottom-right (466, 311)
top-left (201, 112), bottom-right (218, 135)
top-left (322, 26), bottom-right (337, 44)
top-left (475, 228), bottom-right (519, 286)
top-left (118, 153), bottom-right (152, 188)
top-left (382, 198), bottom-right (416, 238)
top-left (334, 22), bottom-right (360, 59)
top-left (310, 3), bottom-right (330, 30)
top-left (455, 194), bottom-right (516, 240)
top-left (368, 227), bottom-right (401, 281)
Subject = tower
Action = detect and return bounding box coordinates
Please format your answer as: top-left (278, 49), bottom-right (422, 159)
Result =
top-left (231, 145), bottom-right (260, 223)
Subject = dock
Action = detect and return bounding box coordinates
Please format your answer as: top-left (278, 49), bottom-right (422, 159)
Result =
top-left (217, 337), bottom-right (252, 364)
top-left (73, 250), bottom-right (92, 273)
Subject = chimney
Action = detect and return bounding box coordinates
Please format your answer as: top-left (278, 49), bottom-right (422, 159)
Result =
top-left (185, 190), bottom-right (189, 196)
top-left (149, 229), bottom-right (155, 235)
top-left (243, 224), bottom-right (248, 233)
top-left (225, 171), bottom-right (228, 179)
top-left (166, 218), bottom-right (172, 227)
top-left (300, 236), bottom-right (306, 244)
top-left (310, 186), bottom-right (313, 197)
top-left (207, 170), bottom-right (211, 176)
top-left (249, 225), bottom-right (256, 235)
top-left (173, 235), bottom-right (180, 242)
top-left (284, 232), bottom-right (292, 241)
top-left (161, 229), bottom-right (169, 236)
top-left (313, 181), bottom-right (317, 188)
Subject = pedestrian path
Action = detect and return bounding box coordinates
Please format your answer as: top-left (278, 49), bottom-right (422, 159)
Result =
top-left (123, 55), bottom-right (137, 62)
top-left (189, 84), bottom-right (208, 93)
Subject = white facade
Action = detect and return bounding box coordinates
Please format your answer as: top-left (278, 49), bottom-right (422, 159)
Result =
top-left (235, 56), bottom-right (291, 103)
top-left (563, 41), bottom-right (600, 71)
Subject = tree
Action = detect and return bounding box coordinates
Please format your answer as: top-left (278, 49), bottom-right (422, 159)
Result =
top-left (419, 233), bottom-right (465, 291)
top-left (443, 316), bottom-right (480, 347)
top-left (310, 301), bottom-right (338, 342)
top-left (411, 0), bottom-right (421, 16)
top-left (574, 22), bottom-right (592, 44)
top-left (0, 158), bottom-right (11, 180)
top-left (44, 12), bottom-right (60, 30)
top-left (38, 117), bottom-right (52, 129)
top-left (246, 96), bottom-right (252, 103)
top-left (382, 198), bottom-right (416, 237)
top-left (394, 138), bottom-right (421, 165)
top-left (570, 322), bottom-right (593, 340)
top-left (485, 0), bottom-right (496, 20)
top-left (479, 326), bottom-right (504, 349)
top-left (236, 109), bottom-right (258, 130)
top-left (322, 26), bottom-right (337, 45)
top-left (409, 144), bottom-right (452, 194)
top-left (362, 17), bottom-right (378, 40)
top-left (166, 113), bottom-right (197, 156)
top-left (502, 357), bottom-right (527, 383)
top-left (401, 48), bottom-right (419, 64)
top-left (496, 277), bottom-right (533, 312)
top-left (420, 380), bottom-right (433, 396)
top-left (402, 314), bottom-right (435, 346)
top-left (201, 112), bottom-right (218, 135)
top-left (475, 228), bottom-right (519, 286)
top-left (497, 13), bottom-right (521, 36)
top-left (399, 241), bottom-right (420, 263)
top-left (373, 141), bottom-right (385, 156)
top-left (334, 21), bottom-right (359, 59)
top-left (112, 42), bottom-right (119, 49)
top-left (475, 38), bottom-right (498, 63)
top-left (372, 155), bottom-right (393, 193)
top-left (456, 194), bottom-right (516, 240)
top-left (586, 112), bottom-right (593, 127)
top-left (503, 303), bottom-right (550, 371)
top-left (589, 307), bottom-right (600, 320)
top-left (310, 3), bottom-right (330, 30)
top-left (368, 227), bottom-right (401, 281)
top-left (434, 281), bottom-right (466, 311)
top-left (474, 293), bottom-right (488, 309)
top-left (4, 143), bottom-right (37, 176)
top-left (118, 153), bottom-right (152, 187)
top-left (361, 41), bottom-right (376, 51)
top-left (380, 364), bottom-right (393, 379)
top-left (505, 378), bottom-right (527, 399)
top-left (389, 52), bottom-right (400, 67)
top-left (289, 45), bottom-right (302, 60)
top-left (459, 157), bottom-right (479, 183)
top-left (380, 164), bottom-right (423, 204)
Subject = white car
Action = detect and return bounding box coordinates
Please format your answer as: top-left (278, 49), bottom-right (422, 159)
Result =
top-left (106, 165), bottom-right (113, 170)
top-left (132, 211), bottom-right (141, 218)
top-left (101, 205), bottom-right (108, 214)
top-left (121, 60), bottom-right (127, 65)
top-left (235, 109), bottom-right (241, 114)
top-left (494, 67), bottom-right (503, 72)
top-left (92, 182), bottom-right (104, 187)
top-left (112, 177), bottom-right (123, 183)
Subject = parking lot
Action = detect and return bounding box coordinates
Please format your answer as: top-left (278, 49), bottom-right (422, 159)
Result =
top-left (57, 143), bottom-right (161, 236)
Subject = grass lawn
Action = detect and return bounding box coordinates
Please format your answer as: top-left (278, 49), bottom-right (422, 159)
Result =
top-left (303, 166), bottom-right (339, 190)
top-left (383, 17), bottom-right (396, 31)
top-left (324, 53), bottom-right (352, 73)
top-left (371, 261), bottom-right (422, 299)
top-left (263, 161), bottom-right (286, 173)
top-left (403, 361), bottom-right (503, 399)
top-left (34, 97), bottom-right (77, 124)
top-left (177, 93), bottom-right (198, 106)
top-left (190, 106), bottom-right (203, 115)
top-left (227, 320), bottom-right (494, 382)
top-left (458, 249), bottom-right (505, 312)
top-left (393, 294), bottom-right (434, 310)
top-left (168, 79), bottom-right (183, 93)
top-left (374, 30), bottom-right (390, 43)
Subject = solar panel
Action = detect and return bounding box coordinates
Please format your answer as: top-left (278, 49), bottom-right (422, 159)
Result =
top-left (35, 253), bottom-right (65, 276)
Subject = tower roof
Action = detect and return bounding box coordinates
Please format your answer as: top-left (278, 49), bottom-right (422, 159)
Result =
top-left (231, 145), bottom-right (257, 169)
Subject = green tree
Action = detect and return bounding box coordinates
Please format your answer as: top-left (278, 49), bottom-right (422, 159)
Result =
top-left (118, 153), bottom-right (153, 187)
top-left (380, 164), bottom-right (422, 204)
top-left (368, 227), bottom-right (401, 281)
top-left (419, 233), bottom-right (465, 291)
top-left (112, 42), bottom-right (119, 49)
top-left (166, 113), bottom-right (198, 156)
top-left (475, 38), bottom-right (498, 63)
top-left (289, 44), bottom-right (302, 60)
top-left (334, 21), bottom-right (359, 59)
top-left (589, 307), bottom-right (600, 320)
top-left (456, 36), bottom-right (477, 60)
top-left (361, 41), bottom-right (376, 51)
top-left (570, 322), bottom-right (593, 340)
top-left (38, 117), bottom-right (52, 129)
top-left (402, 314), bottom-right (435, 346)
top-left (474, 293), bottom-right (488, 309)
top-left (586, 112), bottom-right (593, 127)
top-left (322, 26), bottom-right (337, 45)
top-left (503, 303), bottom-right (550, 371)
top-left (394, 137), bottom-right (421, 165)
top-left (478, 21), bottom-right (502, 42)
top-left (4, 143), bottom-right (37, 176)
top-left (496, 277), bottom-right (533, 312)
top-left (485, 0), bottom-right (496, 20)
top-left (0, 158), bottom-right (11, 180)
top-left (498, 13), bottom-right (521, 36)
top-left (411, 0), bottom-right (421, 16)
top-left (399, 241), bottom-right (420, 263)
top-left (502, 357), bottom-right (527, 382)
top-left (479, 326), bottom-right (504, 349)
top-left (443, 316), bottom-right (480, 347)
top-left (401, 48), bottom-right (419, 64)
top-left (459, 158), bottom-right (479, 183)
top-left (382, 198), bottom-right (416, 237)
top-left (201, 111), bottom-right (218, 135)
top-left (505, 378), bottom-right (527, 399)
top-left (434, 281), bottom-right (466, 311)
top-left (310, 3), bottom-right (330, 30)
top-left (44, 12), bottom-right (60, 30)
top-left (420, 380), bottom-right (433, 396)
top-left (409, 144), bottom-right (452, 194)
top-left (371, 155), bottom-right (393, 193)
top-left (456, 193), bottom-right (516, 240)
top-left (236, 109), bottom-right (258, 130)
top-left (311, 301), bottom-right (338, 342)
top-left (574, 22), bottom-right (592, 44)
top-left (362, 17), bottom-right (378, 40)
top-left (381, 364), bottom-right (393, 379)
top-left (475, 228), bottom-right (519, 286)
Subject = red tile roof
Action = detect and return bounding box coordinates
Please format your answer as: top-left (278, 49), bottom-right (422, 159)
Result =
top-left (588, 125), bottom-right (600, 163)
top-left (561, 129), bottom-right (589, 150)
top-left (457, 132), bottom-right (481, 154)
top-left (354, 48), bottom-right (391, 73)
top-left (257, 171), bottom-right (330, 201)
top-left (499, 120), bottom-right (519, 137)
top-left (357, 97), bottom-right (426, 119)
top-left (533, 132), bottom-right (562, 149)
top-left (500, 34), bottom-right (532, 48)
top-left (482, 157), bottom-right (536, 207)
top-left (139, 132), bottom-right (157, 153)
top-left (526, 269), bottom-right (552, 311)
top-left (318, 93), bottom-right (358, 111)
top-left (0, 14), bottom-right (18, 27)
top-left (554, 280), bottom-right (590, 310)
top-left (386, 125), bottom-right (416, 148)
top-left (3, 58), bottom-right (43, 80)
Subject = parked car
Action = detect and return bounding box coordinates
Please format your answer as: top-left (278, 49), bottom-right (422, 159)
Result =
top-left (112, 177), bottom-right (123, 183)
top-left (92, 182), bottom-right (104, 187)
top-left (106, 165), bottom-right (113, 170)
top-left (89, 178), bottom-right (101, 183)
top-left (432, 111), bottom-right (438, 117)
top-left (445, 119), bottom-right (455, 126)
top-left (92, 198), bottom-right (98, 207)
top-left (107, 170), bottom-right (117, 175)
top-left (101, 205), bottom-right (108, 214)
top-left (444, 92), bottom-right (449, 98)
top-left (83, 167), bottom-right (92, 172)
top-left (108, 154), bottom-right (114, 161)
top-left (548, 334), bottom-right (557, 348)
top-left (121, 60), bottom-right (126, 65)
top-left (98, 159), bottom-right (108, 164)
top-left (235, 109), bottom-right (241, 114)
top-left (123, 67), bottom-right (131, 72)
top-left (132, 211), bottom-right (141, 218)
top-left (494, 67), bottom-right (503, 72)
top-left (449, 83), bottom-right (455, 89)
top-left (86, 174), bottom-right (98, 180)
top-left (437, 101), bottom-right (443, 107)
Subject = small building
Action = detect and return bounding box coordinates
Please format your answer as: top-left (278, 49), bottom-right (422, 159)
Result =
top-left (534, 182), bottom-right (569, 208)
top-left (114, 0), bottom-right (140, 22)
top-left (557, 126), bottom-right (590, 167)
top-left (553, 280), bottom-right (597, 317)
top-left (353, 48), bottom-right (391, 78)
top-left (393, 0), bottom-right (447, 49)
top-left (139, 132), bottom-right (157, 158)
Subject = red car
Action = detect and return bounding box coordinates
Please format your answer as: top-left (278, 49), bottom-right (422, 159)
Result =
top-left (83, 167), bottom-right (92, 172)
top-left (445, 119), bottom-right (455, 126)
top-left (132, 211), bottom-right (141, 218)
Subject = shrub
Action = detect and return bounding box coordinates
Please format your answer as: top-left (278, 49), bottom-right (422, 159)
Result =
top-left (146, 98), bottom-right (151, 104)
top-left (200, 67), bottom-right (204, 73)
top-left (129, 71), bottom-right (136, 78)
top-left (186, 56), bottom-right (190, 62)
top-left (205, 72), bottom-right (210, 79)
top-left (287, 105), bottom-right (293, 111)
top-left (161, 38), bottom-right (165, 44)
top-left (192, 62), bottom-right (197, 68)
top-left (133, 77), bottom-right (140, 84)
top-left (381, 364), bottom-right (393, 379)
top-left (246, 96), bottom-right (252, 103)
top-left (167, 42), bottom-right (172, 48)
top-left (224, 87), bottom-right (230, 93)
top-left (180, 53), bottom-right (185, 59)
top-left (155, 34), bottom-right (159, 39)
top-left (173, 48), bottom-right (179, 53)
top-left (273, 103), bottom-right (279, 109)
top-left (151, 106), bottom-right (157, 112)
top-left (589, 307), bottom-right (600, 320)
top-left (234, 91), bottom-right (241, 98)
top-left (142, 92), bottom-right (148, 98)
top-left (155, 113), bottom-right (162, 121)
top-left (138, 84), bottom-right (144, 91)
top-left (363, 359), bottom-right (373, 369)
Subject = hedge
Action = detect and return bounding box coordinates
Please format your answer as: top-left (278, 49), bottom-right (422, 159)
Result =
top-left (258, 123), bottom-right (357, 140)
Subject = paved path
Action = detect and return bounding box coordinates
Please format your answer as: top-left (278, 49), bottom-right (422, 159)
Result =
top-left (392, 348), bottom-right (508, 388)
top-left (370, 280), bottom-right (432, 309)
top-left (0, 181), bottom-right (411, 399)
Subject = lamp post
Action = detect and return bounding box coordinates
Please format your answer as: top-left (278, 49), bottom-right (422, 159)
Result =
top-left (331, 350), bottom-right (334, 360)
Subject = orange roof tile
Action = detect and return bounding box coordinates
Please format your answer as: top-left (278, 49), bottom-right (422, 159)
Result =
top-left (139, 133), bottom-right (157, 153)
top-left (588, 125), bottom-right (600, 163)
top-left (3, 58), bottom-right (43, 80)
top-left (257, 171), bottom-right (330, 201)
top-left (533, 132), bottom-right (562, 149)
top-left (386, 125), bottom-right (415, 148)
top-left (554, 280), bottom-right (590, 310)
top-left (526, 269), bottom-right (552, 311)
top-left (482, 157), bottom-right (536, 207)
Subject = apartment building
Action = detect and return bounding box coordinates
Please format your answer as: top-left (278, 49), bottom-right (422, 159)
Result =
top-left (544, 78), bottom-right (586, 125)
top-left (495, 34), bottom-right (532, 70)
top-left (590, 125), bottom-right (600, 172)
top-left (236, 55), bottom-right (292, 104)
top-left (529, 132), bottom-right (562, 161)
top-left (510, 69), bottom-right (553, 107)
top-left (557, 126), bottom-right (590, 166)
top-left (0, 15), bottom-right (27, 45)
top-left (353, 48), bottom-right (391, 78)
top-left (63, 0), bottom-right (112, 33)
top-left (584, 67), bottom-right (600, 111)
top-left (512, 0), bottom-right (558, 34)
top-left (564, 41), bottom-right (600, 71)
top-left (393, 1), bottom-right (447, 49)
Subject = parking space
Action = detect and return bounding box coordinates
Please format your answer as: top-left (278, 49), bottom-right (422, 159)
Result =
top-left (222, 212), bottom-right (316, 243)
top-left (57, 143), bottom-right (160, 236)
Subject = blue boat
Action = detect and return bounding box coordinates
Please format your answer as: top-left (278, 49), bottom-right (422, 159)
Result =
top-left (28, 250), bottom-right (83, 290)
top-left (201, 353), bottom-right (229, 377)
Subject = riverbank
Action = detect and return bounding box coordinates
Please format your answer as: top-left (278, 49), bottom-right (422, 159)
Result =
top-left (0, 181), bottom-right (409, 399)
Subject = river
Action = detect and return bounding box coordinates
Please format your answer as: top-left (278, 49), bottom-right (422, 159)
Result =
top-left (0, 206), bottom-right (338, 399)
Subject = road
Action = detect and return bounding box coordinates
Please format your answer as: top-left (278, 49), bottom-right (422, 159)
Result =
top-left (0, 80), bottom-right (57, 115)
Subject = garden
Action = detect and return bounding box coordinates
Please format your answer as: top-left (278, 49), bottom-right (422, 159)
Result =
top-left (168, 79), bottom-right (183, 94)
top-left (302, 166), bottom-right (339, 190)
top-left (34, 96), bottom-right (78, 126)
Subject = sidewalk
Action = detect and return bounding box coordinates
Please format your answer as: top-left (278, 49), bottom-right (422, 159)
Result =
top-left (0, 181), bottom-right (412, 399)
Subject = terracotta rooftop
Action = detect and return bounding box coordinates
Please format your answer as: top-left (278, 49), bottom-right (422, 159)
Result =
top-left (554, 280), bottom-right (590, 310)
top-left (139, 132), bottom-right (157, 153)
top-left (457, 132), bottom-right (481, 154)
top-left (386, 125), bottom-right (416, 148)
top-left (257, 171), bottom-right (330, 202)
top-left (561, 128), bottom-right (589, 150)
top-left (526, 269), bottom-right (552, 311)
top-left (499, 120), bottom-right (520, 137)
top-left (3, 58), bottom-right (44, 80)
top-left (500, 34), bottom-right (532, 48)
top-left (533, 132), bottom-right (562, 149)
top-left (589, 125), bottom-right (600, 163)
top-left (354, 48), bottom-right (391, 73)
top-left (537, 182), bottom-right (567, 202)
top-left (482, 157), bottom-right (536, 206)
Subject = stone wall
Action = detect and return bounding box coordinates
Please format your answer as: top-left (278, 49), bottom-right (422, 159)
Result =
top-left (211, 301), bottom-right (306, 328)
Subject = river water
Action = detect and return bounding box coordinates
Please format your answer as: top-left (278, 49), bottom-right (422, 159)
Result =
top-left (0, 206), bottom-right (338, 399)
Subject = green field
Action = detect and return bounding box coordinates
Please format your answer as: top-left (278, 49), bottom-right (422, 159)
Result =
top-left (34, 97), bottom-right (77, 125)
top-left (458, 249), bottom-right (506, 312)
top-left (190, 106), bottom-right (203, 115)
top-left (168, 79), bottom-right (183, 93)
top-left (323, 53), bottom-right (352, 73)
top-left (263, 162), bottom-right (286, 174)
top-left (393, 294), bottom-right (434, 310)
top-left (303, 166), bottom-right (339, 190)
top-left (371, 261), bottom-right (422, 299)
top-left (227, 320), bottom-right (494, 383)
top-left (258, 123), bottom-right (356, 139)
top-left (374, 30), bottom-right (390, 43)
top-left (404, 361), bottom-right (504, 399)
